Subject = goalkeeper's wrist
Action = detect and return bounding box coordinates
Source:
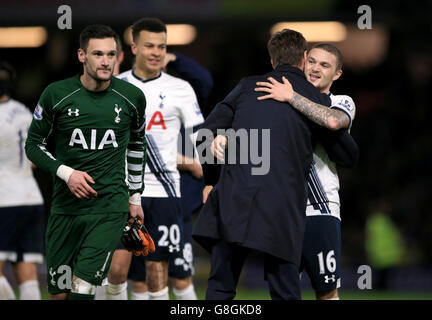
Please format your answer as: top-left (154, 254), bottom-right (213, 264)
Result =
top-left (56, 165), bottom-right (74, 183)
top-left (129, 193), bottom-right (142, 206)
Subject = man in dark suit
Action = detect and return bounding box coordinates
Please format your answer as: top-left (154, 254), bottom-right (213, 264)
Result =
top-left (193, 29), bottom-right (358, 300)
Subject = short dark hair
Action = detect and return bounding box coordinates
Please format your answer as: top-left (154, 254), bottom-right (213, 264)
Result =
top-left (309, 43), bottom-right (343, 70)
top-left (0, 60), bottom-right (16, 81)
top-left (131, 18), bottom-right (167, 43)
top-left (0, 61), bottom-right (16, 96)
top-left (267, 29), bottom-right (307, 67)
top-left (79, 24), bottom-right (120, 52)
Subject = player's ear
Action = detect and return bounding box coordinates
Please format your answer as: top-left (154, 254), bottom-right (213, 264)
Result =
top-left (77, 48), bottom-right (85, 63)
top-left (118, 51), bottom-right (125, 65)
top-left (131, 41), bottom-right (137, 55)
top-left (333, 69), bottom-right (342, 81)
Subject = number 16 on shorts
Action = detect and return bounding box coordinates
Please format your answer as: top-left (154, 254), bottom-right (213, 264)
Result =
top-left (317, 250), bottom-right (339, 285)
top-left (317, 250), bottom-right (336, 274)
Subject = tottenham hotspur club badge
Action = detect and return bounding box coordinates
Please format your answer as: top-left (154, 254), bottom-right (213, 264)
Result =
top-left (114, 104), bottom-right (122, 123)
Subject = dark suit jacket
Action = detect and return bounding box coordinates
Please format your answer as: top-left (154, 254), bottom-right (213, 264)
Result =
top-left (192, 64), bottom-right (348, 266)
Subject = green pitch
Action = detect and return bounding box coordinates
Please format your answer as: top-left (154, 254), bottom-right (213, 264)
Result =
top-left (37, 286), bottom-right (432, 300)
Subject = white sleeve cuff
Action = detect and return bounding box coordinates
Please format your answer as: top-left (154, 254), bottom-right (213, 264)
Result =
top-left (56, 165), bottom-right (74, 183)
top-left (129, 193), bottom-right (142, 205)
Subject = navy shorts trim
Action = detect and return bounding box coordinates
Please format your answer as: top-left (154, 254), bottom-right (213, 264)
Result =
top-left (0, 205), bottom-right (44, 263)
top-left (300, 215), bottom-right (341, 292)
top-left (127, 197), bottom-right (194, 280)
top-left (142, 197), bottom-right (184, 261)
top-left (168, 218), bottom-right (194, 278)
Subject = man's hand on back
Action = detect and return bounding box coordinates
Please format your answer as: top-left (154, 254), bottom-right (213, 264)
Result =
top-left (255, 76), bottom-right (294, 103)
top-left (211, 135), bottom-right (227, 162)
top-left (203, 185), bottom-right (213, 204)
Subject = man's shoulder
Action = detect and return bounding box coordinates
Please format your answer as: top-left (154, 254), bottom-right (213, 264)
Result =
top-left (241, 71), bottom-right (273, 84)
top-left (45, 76), bottom-right (80, 92)
top-left (40, 76), bottom-right (81, 106)
top-left (116, 70), bottom-right (133, 82)
top-left (241, 67), bottom-right (305, 86)
top-left (111, 75), bottom-right (145, 99)
top-left (2, 98), bottom-right (30, 119)
top-left (161, 72), bottom-right (192, 89)
top-left (8, 98), bottom-right (27, 110)
top-left (158, 72), bottom-right (196, 99)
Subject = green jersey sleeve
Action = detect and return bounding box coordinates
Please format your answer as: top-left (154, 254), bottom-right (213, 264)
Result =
top-left (25, 85), bottom-right (64, 175)
top-left (126, 90), bottom-right (147, 196)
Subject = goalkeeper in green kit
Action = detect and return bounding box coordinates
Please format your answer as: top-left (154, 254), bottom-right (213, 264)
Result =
top-left (25, 25), bottom-right (147, 300)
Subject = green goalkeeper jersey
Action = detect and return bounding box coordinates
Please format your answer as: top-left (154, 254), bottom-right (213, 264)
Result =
top-left (25, 75), bottom-right (146, 215)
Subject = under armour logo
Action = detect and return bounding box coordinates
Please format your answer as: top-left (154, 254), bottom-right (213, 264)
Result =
top-left (49, 267), bottom-right (57, 286)
top-left (68, 108), bottom-right (79, 116)
top-left (158, 92), bottom-right (165, 108)
top-left (114, 104), bottom-right (122, 123)
top-left (95, 271), bottom-right (103, 279)
top-left (324, 275), bottom-right (336, 283)
top-left (168, 244), bottom-right (180, 253)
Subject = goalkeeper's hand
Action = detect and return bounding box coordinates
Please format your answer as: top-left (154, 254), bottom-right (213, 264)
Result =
top-left (128, 193), bottom-right (144, 223)
top-left (121, 218), bottom-right (156, 256)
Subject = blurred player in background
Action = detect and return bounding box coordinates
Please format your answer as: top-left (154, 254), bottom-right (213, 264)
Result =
top-left (105, 18), bottom-right (204, 300)
top-left (25, 24), bottom-right (147, 300)
top-left (113, 40), bottom-right (125, 76)
top-left (0, 61), bottom-right (44, 300)
top-left (255, 43), bottom-right (356, 300)
top-left (97, 51), bottom-right (211, 300)
top-left (170, 51), bottom-right (213, 300)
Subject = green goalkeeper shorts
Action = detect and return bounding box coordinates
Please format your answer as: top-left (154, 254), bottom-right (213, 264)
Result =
top-left (45, 212), bottom-right (128, 295)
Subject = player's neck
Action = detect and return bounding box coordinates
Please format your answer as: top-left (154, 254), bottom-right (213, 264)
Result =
top-left (321, 84), bottom-right (331, 95)
top-left (80, 73), bottom-right (111, 92)
top-left (134, 67), bottom-right (161, 80)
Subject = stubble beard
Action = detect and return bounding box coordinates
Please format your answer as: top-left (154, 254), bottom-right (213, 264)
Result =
top-left (84, 60), bottom-right (113, 84)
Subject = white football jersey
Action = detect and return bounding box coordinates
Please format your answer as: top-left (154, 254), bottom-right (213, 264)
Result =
top-left (0, 99), bottom-right (44, 207)
top-left (118, 70), bottom-right (204, 198)
top-left (306, 94), bottom-right (356, 220)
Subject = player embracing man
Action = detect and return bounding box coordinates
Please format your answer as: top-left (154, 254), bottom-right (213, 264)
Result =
top-left (25, 24), bottom-right (147, 300)
top-left (255, 43), bottom-right (356, 300)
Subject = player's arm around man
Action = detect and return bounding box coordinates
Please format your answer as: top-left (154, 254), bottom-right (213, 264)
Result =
top-left (255, 76), bottom-right (350, 130)
top-left (255, 44), bottom-right (357, 300)
top-left (255, 77), bottom-right (358, 168)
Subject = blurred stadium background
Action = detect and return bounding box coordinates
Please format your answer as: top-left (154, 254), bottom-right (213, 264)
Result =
top-left (1, 0), bottom-right (431, 299)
